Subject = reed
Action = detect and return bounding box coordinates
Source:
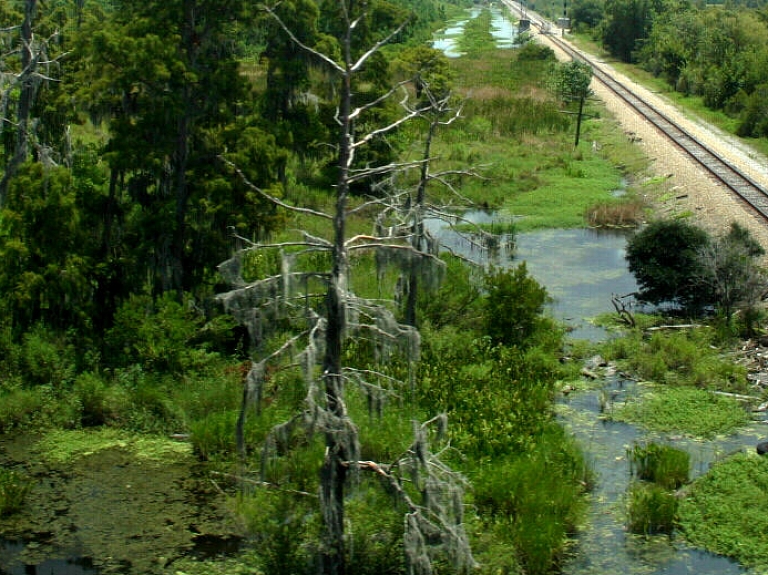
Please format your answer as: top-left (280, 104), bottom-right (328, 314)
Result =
top-left (628, 442), bottom-right (690, 490)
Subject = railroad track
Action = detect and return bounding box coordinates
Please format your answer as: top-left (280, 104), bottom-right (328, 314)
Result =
top-left (500, 0), bottom-right (768, 223)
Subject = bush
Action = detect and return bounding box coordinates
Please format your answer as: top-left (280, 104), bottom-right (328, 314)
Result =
top-left (625, 219), bottom-right (711, 310)
top-left (106, 293), bottom-right (216, 373)
top-left (483, 263), bottom-right (553, 349)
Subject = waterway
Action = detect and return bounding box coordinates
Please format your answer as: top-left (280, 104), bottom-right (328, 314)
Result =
top-left (427, 209), bottom-right (763, 574)
top-left (430, 4), bottom-right (521, 57)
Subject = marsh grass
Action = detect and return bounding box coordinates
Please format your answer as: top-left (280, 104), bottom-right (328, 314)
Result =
top-left (627, 482), bottom-right (678, 536)
top-left (421, 26), bottom-right (649, 231)
top-left (603, 329), bottom-right (749, 393)
top-left (0, 468), bottom-right (32, 516)
top-left (628, 442), bottom-right (690, 490)
top-left (586, 197), bottom-right (647, 228)
top-left (472, 424), bottom-right (592, 575)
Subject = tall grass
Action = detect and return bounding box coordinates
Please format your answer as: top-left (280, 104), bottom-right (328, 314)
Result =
top-left (0, 469), bottom-right (32, 516)
top-left (472, 424), bottom-right (592, 575)
top-left (627, 482), bottom-right (678, 536)
top-left (628, 442), bottom-right (690, 490)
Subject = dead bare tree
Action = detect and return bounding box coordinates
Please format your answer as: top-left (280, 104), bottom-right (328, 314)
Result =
top-left (217, 3), bottom-right (476, 574)
top-left (0, 0), bottom-right (66, 207)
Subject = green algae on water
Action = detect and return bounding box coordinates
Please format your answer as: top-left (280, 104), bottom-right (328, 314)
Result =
top-left (36, 428), bottom-right (192, 464)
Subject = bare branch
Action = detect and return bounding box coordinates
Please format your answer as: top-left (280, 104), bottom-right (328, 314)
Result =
top-left (348, 79), bottom-right (412, 122)
top-left (350, 17), bottom-right (411, 73)
top-left (221, 157), bottom-right (333, 220)
top-left (263, 4), bottom-right (344, 73)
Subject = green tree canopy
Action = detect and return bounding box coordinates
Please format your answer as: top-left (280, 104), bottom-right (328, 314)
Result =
top-left (625, 218), bottom-right (711, 310)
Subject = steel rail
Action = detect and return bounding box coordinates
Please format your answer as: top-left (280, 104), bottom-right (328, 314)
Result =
top-left (501, 0), bottom-right (768, 223)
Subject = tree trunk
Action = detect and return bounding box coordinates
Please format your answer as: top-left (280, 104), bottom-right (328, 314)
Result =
top-left (0, 0), bottom-right (39, 206)
top-left (574, 94), bottom-right (585, 147)
top-left (319, 24), bottom-right (354, 573)
top-left (405, 117), bottom-right (437, 327)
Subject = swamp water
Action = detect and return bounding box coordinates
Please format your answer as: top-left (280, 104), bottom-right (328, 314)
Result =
top-left (430, 4), bottom-right (520, 57)
top-left (430, 215), bottom-right (764, 574)
top-left (0, 434), bottom-right (240, 574)
top-left (1, 221), bottom-right (763, 574)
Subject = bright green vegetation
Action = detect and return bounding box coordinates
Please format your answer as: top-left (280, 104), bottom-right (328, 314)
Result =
top-left (35, 429), bottom-right (193, 464)
top-left (626, 444), bottom-right (688, 536)
top-left (627, 482), bottom-right (678, 536)
top-left (678, 452), bottom-right (768, 571)
top-left (417, 9), bottom-right (651, 232)
top-left (603, 328), bottom-right (748, 393)
top-left (601, 327), bottom-right (753, 437)
top-left (613, 385), bottom-right (750, 439)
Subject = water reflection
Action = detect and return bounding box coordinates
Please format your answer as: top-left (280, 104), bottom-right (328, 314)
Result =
top-left (430, 5), bottom-right (519, 57)
top-left (426, 212), bottom-right (637, 340)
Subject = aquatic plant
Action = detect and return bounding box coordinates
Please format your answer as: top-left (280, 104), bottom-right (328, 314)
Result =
top-left (0, 468), bottom-right (32, 516)
top-left (628, 442), bottom-right (690, 490)
top-left (678, 451), bottom-right (768, 571)
top-left (613, 385), bottom-right (749, 438)
top-left (626, 482), bottom-right (678, 535)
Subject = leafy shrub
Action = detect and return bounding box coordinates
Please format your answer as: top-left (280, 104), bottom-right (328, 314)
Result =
top-left (517, 41), bottom-right (555, 61)
top-left (19, 325), bottom-right (78, 387)
top-left (106, 293), bottom-right (216, 373)
top-left (627, 482), bottom-right (678, 535)
top-left (628, 442), bottom-right (690, 490)
top-left (0, 469), bottom-right (32, 516)
top-left (483, 263), bottom-right (554, 349)
top-left (626, 219), bottom-right (711, 309)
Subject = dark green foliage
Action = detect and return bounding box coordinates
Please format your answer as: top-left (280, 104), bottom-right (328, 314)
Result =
top-left (0, 469), bottom-right (32, 517)
top-left (570, 0), bottom-right (605, 30)
top-left (0, 164), bottom-right (99, 334)
top-left (625, 218), bottom-right (711, 309)
top-left (516, 41), bottom-right (556, 61)
top-left (737, 84), bottom-right (768, 137)
top-left (600, 0), bottom-right (663, 62)
top-left (628, 442), bottom-right (690, 489)
top-left (483, 263), bottom-right (554, 349)
top-left (417, 255), bottom-right (482, 330)
top-left (105, 293), bottom-right (217, 373)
